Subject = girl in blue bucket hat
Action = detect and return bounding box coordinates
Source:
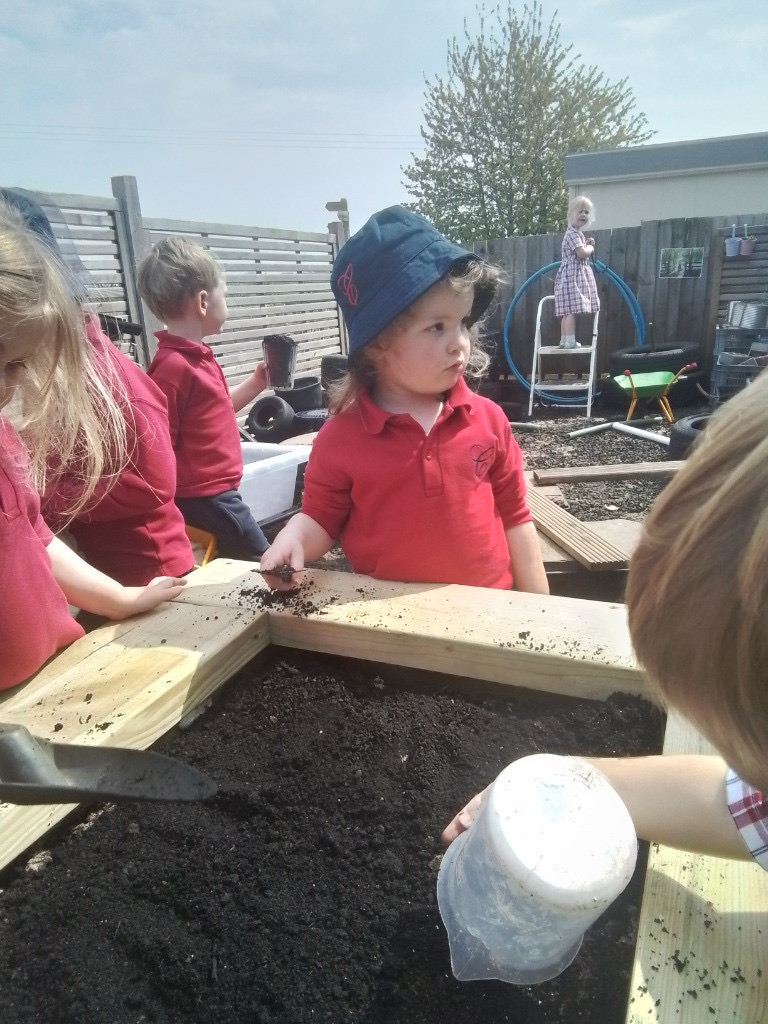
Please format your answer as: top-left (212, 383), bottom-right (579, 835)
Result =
top-left (260, 206), bottom-right (548, 593)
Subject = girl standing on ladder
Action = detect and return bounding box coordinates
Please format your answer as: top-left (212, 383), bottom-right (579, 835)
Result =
top-left (554, 196), bottom-right (599, 348)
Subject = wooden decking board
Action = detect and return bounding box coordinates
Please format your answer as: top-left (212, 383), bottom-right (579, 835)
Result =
top-left (533, 461), bottom-right (684, 484)
top-left (537, 518), bottom-right (642, 570)
top-left (526, 488), bottom-right (630, 570)
top-left (626, 712), bottom-right (768, 1023)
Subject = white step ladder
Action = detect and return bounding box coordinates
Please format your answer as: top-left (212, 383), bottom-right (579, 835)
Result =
top-left (527, 295), bottom-right (599, 417)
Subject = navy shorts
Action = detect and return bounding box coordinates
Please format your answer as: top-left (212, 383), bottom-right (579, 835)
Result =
top-left (176, 490), bottom-right (268, 560)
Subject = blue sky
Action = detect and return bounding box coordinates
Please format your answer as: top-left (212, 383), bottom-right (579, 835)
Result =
top-left (2, 0), bottom-right (766, 233)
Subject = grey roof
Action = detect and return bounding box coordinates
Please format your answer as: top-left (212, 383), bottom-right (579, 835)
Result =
top-left (565, 132), bottom-right (768, 182)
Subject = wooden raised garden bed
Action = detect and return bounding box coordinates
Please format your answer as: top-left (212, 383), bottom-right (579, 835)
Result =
top-left (0, 560), bottom-right (765, 1022)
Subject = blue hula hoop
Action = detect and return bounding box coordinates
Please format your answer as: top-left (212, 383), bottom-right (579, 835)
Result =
top-left (501, 259), bottom-right (645, 405)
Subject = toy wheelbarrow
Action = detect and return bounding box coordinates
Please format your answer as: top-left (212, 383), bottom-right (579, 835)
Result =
top-left (613, 363), bottom-right (697, 424)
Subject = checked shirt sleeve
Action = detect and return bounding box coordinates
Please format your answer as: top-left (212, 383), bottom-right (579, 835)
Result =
top-left (726, 769), bottom-right (768, 871)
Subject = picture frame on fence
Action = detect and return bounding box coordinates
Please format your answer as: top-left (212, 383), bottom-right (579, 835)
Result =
top-left (658, 246), bottom-right (704, 279)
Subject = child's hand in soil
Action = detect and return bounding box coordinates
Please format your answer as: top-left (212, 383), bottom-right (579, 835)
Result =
top-left (258, 546), bottom-right (304, 591)
top-left (441, 786), bottom-right (489, 845)
top-left (259, 513), bottom-right (332, 590)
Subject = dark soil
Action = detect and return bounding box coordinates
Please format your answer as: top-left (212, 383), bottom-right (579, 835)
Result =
top-left (0, 650), bottom-right (664, 1024)
top-left (0, 406), bottom-right (697, 1023)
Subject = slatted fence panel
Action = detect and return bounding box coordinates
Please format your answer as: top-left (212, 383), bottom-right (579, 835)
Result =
top-left (715, 223), bottom-right (768, 322)
top-left (143, 218), bottom-right (343, 401)
top-left (4, 189), bottom-right (143, 361)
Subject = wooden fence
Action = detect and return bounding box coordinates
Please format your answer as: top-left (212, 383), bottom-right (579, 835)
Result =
top-left (3, 176), bottom-right (346, 406)
top-left (7, 176), bottom-right (767, 397)
top-left (475, 213), bottom-right (768, 379)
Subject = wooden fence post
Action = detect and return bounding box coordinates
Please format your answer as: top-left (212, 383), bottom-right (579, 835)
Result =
top-left (111, 175), bottom-right (162, 366)
top-left (326, 198), bottom-right (349, 354)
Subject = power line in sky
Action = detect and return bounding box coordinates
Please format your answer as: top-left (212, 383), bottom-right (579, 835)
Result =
top-left (0, 122), bottom-right (425, 151)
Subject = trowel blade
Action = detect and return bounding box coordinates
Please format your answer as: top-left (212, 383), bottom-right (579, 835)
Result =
top-left (0, 724), bottom-right (216, 804)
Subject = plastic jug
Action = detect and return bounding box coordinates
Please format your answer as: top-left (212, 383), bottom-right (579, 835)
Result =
top-left (437, 753), bottom-right (638, 985)
top-left (262, 334), bottom-right (298, 390)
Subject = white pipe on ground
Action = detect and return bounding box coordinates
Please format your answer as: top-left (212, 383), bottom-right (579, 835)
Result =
top-left (612, 422), bottom-right (670, 446)
top-left (568, 415), bottom-right (665, 439)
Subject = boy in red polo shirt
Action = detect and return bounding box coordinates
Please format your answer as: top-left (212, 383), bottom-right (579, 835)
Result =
top-left (138, 237), bottom-right (269, 560)
top-left (261, 206), bottom-right (548, 593)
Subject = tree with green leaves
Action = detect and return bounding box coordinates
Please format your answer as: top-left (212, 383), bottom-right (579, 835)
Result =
top-left (402, 2), bottom-right (653, 241)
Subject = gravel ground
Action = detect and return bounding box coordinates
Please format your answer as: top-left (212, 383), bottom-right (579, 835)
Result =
top-left (512, 409), bottom-right (678, 522)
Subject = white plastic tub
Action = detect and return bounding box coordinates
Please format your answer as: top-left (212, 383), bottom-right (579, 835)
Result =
top-left (239, 442), bottom-right (309, 523)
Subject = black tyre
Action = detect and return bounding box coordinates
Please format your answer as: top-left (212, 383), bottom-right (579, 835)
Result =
top-left (668, 413), bottom-right (711, 460)
top-left (246, 395), bottom-right (295, 443)
top-left (608, 342), bottom-right (700, 376)
top-left (320, 354), bottom-right (349, 391)
top-left (275, 375), bottom-right (323, 412)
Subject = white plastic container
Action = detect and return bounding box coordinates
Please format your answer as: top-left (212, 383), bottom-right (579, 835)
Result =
top-left (238, 442), bottom-right (309, 523)
top-left (437, 753), bottom-right (638, 985)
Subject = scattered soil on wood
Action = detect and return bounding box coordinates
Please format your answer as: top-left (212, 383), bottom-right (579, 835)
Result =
top-left (0, 650), bottom-right (664, 1024)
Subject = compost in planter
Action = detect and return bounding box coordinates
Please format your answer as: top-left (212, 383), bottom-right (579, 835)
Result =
top-left (0, 649), bottom-right (664, 1024)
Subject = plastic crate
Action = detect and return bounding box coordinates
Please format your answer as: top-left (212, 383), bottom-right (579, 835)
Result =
top-left (709, 362), bottom-right (764, 405)
top-left (239, 442), bottom-right (310, 523)
top-left (714, 326), bottom-right (768, 359)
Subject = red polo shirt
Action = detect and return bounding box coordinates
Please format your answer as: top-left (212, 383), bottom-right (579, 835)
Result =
top-left (43, 321), bottom-right (194, 585)
top-left (301, 378), bottom-right (532, 588)
top-left (1, 421), bottom-right (83, 690)
top-left (147, 331), bottom-right (243, 498)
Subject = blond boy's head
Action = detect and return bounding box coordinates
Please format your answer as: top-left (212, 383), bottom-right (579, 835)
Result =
top-left (626, 372), bottom-right (768, 789)
top-left (137, 237), bottom-right (221, 322)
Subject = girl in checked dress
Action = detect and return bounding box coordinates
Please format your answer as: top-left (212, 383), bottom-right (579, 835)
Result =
top-left (554, 195), bottom-right (599, 348)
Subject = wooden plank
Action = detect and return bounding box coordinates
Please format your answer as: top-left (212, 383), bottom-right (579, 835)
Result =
top-left (0, 601), bottom-right (270, 872)
top-left (178, 560), bottom-right (646, 702)
top-left (538, 519), bottom-right (642, 569)
top-left (533, 461), bottom-right (684, 484)
top-left (523, 469), bottom-right (563, 500)
top-left (146, 217), bottom-right (331, 243)
top-left (626, 712), bottom-right (768, 1024)
top-left (38, 191), bottom-right (119, 211)
top-left (203, 236), bottom-right (332, 254)
top-left (525, 488), bottom-right (630, 570)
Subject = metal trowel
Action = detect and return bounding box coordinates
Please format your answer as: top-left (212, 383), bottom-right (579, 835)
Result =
top-left (0, 723), bottom-right (217, 805)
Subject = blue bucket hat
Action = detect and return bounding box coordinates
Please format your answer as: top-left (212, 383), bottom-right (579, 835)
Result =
top-left (331, 206), bottom-right (492, 354)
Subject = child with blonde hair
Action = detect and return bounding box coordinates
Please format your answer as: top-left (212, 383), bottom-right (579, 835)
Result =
top-left (0, 188), bottom-right (194, 585)
top-left (0, 204), bottom-right (185, 691)
top-left (261, 206), bottom-right (548, 594)
top-left (137, 237), bottom-right (269, 560)
top-left (444, 369), bottom-right (768, 869)
top-left (554, 195), bottom-right (599, 349)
